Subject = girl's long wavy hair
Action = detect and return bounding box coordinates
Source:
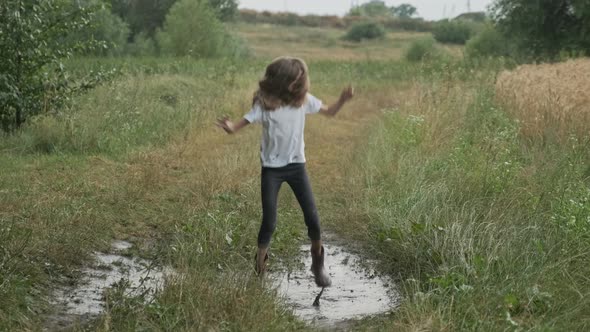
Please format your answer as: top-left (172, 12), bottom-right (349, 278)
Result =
top-left (253, 56), bottom-right (310, 111)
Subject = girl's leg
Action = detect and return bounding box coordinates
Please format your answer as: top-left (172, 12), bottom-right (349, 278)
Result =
top-left (257, 167), bottom-right (283, 273)
top-left (285, 164), bottom-right (321, 246)
top-left (286, 164), bottom-right (331, 287)
top-left (259, 167), bottom-right (283, 246)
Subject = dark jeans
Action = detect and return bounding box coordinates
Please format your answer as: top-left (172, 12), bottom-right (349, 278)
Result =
top-left (258, 163), bottom-right (321, 246)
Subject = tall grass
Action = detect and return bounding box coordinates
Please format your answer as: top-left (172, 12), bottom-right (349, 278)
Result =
top-left (332, 61), bottom-right (590, 330)
top-left (496, 58), bottom-right (590, 144)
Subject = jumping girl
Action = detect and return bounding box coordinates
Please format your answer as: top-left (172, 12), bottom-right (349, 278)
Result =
top-left (216, 56), bottom-right (354, 287)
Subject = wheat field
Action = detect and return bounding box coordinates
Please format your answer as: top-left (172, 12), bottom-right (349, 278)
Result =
top-left (496, 58), bottom-right (590, 142)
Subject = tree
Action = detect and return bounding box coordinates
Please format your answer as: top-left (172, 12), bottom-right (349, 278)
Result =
top-left (110, 0), bottom-right (177, 39)
top-left (392, 4), bottom-right (417, 18)
top-left (110, 0), bottom-right (237, 40)
top-left (0, 0), bottom-right (101, 131)
top-left (156, 0), bottom-right (243, 57)
top-left (348, 1), bottom-right (418, 19)
top-left (348, 0), bottom-right (389, 17)
top-left (67, 0), bottom-right (130, 56)
top-left (209, 0), bottom-right (238, 21)
top-left (491, 0), bottom-right (590, 59)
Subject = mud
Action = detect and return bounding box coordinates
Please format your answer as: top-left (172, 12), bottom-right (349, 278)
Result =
top-left (272, 243), bottom-right (400, 328)
top-left (45, 241), bottom-right (172, 330)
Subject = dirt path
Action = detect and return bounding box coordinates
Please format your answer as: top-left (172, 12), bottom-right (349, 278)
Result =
top-left (42, 86), bottom-right (402, 330)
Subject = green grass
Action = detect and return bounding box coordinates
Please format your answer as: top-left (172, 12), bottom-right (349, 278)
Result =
top-left (327, 63), bottom-right (590, 330)
top-left (1, 49), bottom-right (589, 331)
top-left (0, 56), bottom-right (413, 330)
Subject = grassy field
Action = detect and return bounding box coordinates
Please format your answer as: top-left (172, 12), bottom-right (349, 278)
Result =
top-left (232, 23), bottom-right (462, 61)
top-left (1, 23), bottom-right (590, 331)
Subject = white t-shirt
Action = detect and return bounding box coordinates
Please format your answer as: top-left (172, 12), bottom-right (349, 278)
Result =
top-left (244, 93), bottom-right (322, 168)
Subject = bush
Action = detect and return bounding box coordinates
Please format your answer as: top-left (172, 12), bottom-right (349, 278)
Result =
top-left (67, 1), bottom-right (130, 56)
top-left (465, 25), bottom-right (512, 58)
top-left (156, 0), bottom-right (247, 58)
top-left (0, 0), bottom-right (103, 131)
top-left (405, 37), bottom-right (439, 62)
top-left (125, 32), bottom-right (157, 56)
top-left (433, 20), bottom-right (476, 44)
top-left (381, 17), bottom-right (433, 32)
top-left (343, 21), bottom-right (386, 42)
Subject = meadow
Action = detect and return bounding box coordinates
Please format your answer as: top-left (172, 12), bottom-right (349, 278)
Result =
top-left (1, 22), bottom-right (590, 331)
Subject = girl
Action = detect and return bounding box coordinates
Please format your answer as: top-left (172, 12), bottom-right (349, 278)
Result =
top-left (216, 56), bottom-right (353, 287)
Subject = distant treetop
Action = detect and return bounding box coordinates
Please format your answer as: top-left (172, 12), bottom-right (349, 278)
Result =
top-left (347, 1), bottom-right (418, 19)
top-left (454, 12), bottom-right (487, 22)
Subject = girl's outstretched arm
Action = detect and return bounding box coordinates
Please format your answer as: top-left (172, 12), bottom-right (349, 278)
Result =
top-left (216, 116), bottom-right (250, 134)
top-left (319, 86), bottom-right (354, 117)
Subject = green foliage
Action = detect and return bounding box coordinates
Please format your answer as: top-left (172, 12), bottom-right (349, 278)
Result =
top-left (491, 0), bottom-right (590, 59)
top-left (348, 1), bottom-right (417, 18)
top-left (392, 4), bottom-right (418, 18)
top-left (349, 0), bottom-right (389, 17)
top-left (156, 0), bottom-right (246, 58)
top-left (0, 0), bottom-right (106, 131)
top-left (455, 11), bottom-right (487, 22)
top-left (110, 0), bottom-right (177, 39)
top-left (125, 32), bottom-right (157, 56)
top-left (343, 21), bottom-right (386, 42)
top-left (67, 1), bottom-right (130, 56)
top-left (465, 25), bottom-right (512, 58)
top-left (405, 37), bottom-right (438, 62)
top-left (433, 20), bottom-right (476, 44)
top-left (110, 0), bottom-right (237, 41)
top-left (209, 0), bottom-right (238, 21)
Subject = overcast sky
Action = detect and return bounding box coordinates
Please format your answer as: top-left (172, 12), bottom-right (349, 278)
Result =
top-left (239, 0), bottom-right (495, 21)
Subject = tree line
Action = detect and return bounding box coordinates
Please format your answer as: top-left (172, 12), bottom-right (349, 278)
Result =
top-left (1, 0), bottom-right (589, 131)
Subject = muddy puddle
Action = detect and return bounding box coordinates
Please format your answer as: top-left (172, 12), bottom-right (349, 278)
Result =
top-left (45, 239), bottom-right (397, 330)
top-left (46, 240), bottom-right (173, 330)
top-left (272, 243), bottom-right (400, 328)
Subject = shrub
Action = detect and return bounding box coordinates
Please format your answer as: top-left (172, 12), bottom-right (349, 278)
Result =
top-left (405, 37), bottom-right (438, 62)
top-left (343, 21), bottom-right (386, 42)
top-left (465, 25), bottom-right (512, 58)
top-left (433, 20), bottom-right (476, 44)
top-left (156, 0), bottom-right (246, 58)
top-left (67, 1), bottom-right (130, 56)
top-left (125, 32), bottom-right (157, 56)
top-left (0, 0), bottom-right (103, 131)
top-left (381, 17), bottom-right (433, 32)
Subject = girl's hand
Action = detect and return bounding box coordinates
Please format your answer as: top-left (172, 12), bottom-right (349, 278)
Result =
top-left (339, 86), bottom-right (354, 104)
top-left (216, 116), bottom-right (235, 134)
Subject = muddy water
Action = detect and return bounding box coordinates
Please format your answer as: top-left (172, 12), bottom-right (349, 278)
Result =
top-left (46, 239), bottom-right (397, 330)
top-left (273, 243), bottom-right (400, 327)
top-left (46, 241), bottom-right (172, 329)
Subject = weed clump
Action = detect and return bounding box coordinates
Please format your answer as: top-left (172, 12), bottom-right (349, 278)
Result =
top-left (343, 21), bottom-right (386, 42)
top-left (433, 20), bottom-right (477, 44)
top-left (465, 25), bottom-right (511, 59)
top-left (405, 37), bottom-right (439, 62)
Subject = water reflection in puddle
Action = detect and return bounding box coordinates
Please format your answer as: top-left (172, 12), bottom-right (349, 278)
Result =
top-left (273, 244), bottom-right (400, 327)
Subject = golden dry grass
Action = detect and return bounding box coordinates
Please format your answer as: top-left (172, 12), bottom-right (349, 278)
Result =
top-left (496, 58), bottom-right (590, 142)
